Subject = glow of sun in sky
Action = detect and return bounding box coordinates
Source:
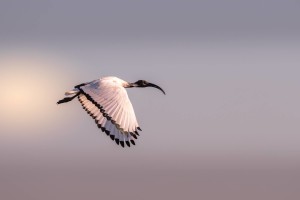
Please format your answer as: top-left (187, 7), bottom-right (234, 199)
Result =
top-left (0, 49), bottom-right (70, 136)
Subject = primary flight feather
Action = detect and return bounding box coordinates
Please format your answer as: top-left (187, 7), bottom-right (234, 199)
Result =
top-left (57, 76), bottom-right (165, 147)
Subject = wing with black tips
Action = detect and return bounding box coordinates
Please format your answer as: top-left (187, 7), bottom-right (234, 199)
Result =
top-left (77, 78), bottom-right (141, 147)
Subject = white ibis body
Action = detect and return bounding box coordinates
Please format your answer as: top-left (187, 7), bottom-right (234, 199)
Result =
top-left (57, 76), bottom-right (165, 147)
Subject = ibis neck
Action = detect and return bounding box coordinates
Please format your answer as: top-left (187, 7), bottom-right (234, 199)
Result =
top-left (124, 82), bottom-right (135, 88)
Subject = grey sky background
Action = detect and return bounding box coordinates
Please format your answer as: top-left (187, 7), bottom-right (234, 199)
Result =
top-left (0, 0), bottom-right (300, 200)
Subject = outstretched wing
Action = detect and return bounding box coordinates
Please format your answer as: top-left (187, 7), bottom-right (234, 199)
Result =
top-left (76, 79), bottom-right (141, 147)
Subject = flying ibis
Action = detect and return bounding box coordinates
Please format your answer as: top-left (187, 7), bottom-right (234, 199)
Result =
top-left (57, 76), bottom-right (165, 147)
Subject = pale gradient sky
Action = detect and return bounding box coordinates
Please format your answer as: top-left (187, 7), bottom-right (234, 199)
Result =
top-left (0, 0), bottom-right (300, 200)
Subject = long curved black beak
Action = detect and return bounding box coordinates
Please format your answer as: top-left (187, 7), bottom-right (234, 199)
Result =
top-left (147, 83), bottom-right (166, 95)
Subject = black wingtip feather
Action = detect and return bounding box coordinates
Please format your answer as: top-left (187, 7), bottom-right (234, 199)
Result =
top-left (115, 139), bottom-right (119, 145)
top-left (129, 132), bottom-right (136, 139)
top-left (120, 141), bottom-right (125, 148)
top-left (126, 141), bottom-right (130, 147)
top-left (134, 131), bottom-right (140, 136)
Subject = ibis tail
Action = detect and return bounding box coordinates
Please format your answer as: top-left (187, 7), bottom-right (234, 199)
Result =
top-left (57, 88), bottom-right (80, 104)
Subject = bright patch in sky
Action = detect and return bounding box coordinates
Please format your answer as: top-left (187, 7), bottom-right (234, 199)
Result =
top-left (0, 50), bottom-right (69, 135)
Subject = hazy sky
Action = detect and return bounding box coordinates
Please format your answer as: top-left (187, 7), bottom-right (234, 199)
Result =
top-left (0, 0), bottom-right (300, 200)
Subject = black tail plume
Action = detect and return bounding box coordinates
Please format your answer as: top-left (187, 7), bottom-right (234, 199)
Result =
top-left (57, 93), bottom-right (80, 104)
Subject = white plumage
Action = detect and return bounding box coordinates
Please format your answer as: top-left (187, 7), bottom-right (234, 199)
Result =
top-left (57, 76), bottom-right (165, 147)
